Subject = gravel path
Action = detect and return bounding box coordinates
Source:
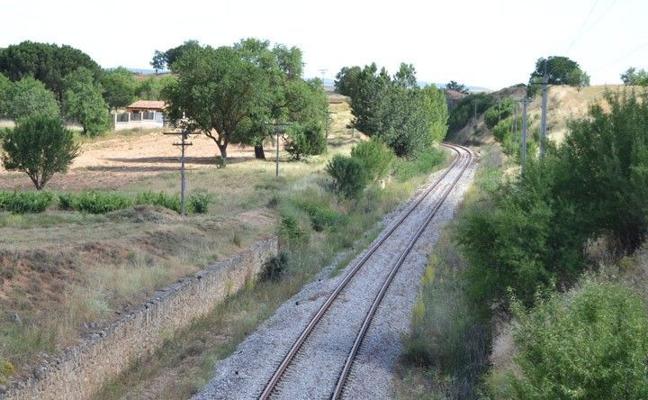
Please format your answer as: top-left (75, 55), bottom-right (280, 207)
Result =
top-left (194, 147), bottom-right (476, 400)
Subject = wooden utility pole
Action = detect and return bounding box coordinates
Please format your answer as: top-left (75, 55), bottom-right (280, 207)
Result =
top-left (539, 59), bottom-right (549, 158)
top-left (164, 129), bottom-right (192, 215)
top-left (521, 98), bottom-right (530, 174)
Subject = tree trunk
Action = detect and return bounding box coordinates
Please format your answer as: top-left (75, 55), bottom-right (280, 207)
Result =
top-left (254, 145), bottom-right (266, 159)
top-left (216, 143), bottom-right (228, 167)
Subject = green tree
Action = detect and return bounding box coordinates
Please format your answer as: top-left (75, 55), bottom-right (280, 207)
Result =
top-left (421, 85), bottom-right (449, 143)
top-left (621, 67), bottom-right (648, 86)
top-left (490, 281), bottom-right (648, 400)
top-left (0, 73), bottom-right (10, 116)
top-left (334, 65), bottom-right (362, 97)
top-left (0, 41), bottom-right (101, 101)
top-left (528, 56), bottom-right (590, 96)
top-left (101, 67), bottom-right (137, 109)
top-left (136, 75), bottom-right (176, 100)
top-left (2, 77), bottom-right (60, 121)
top-left (484, 98), bottom-right (514, 129)
top-left (1, 115), bottom-right (79, 189)
top-left (63, 67), bottom-right (110, 136)
top-left (446, 80), bottom-right (469, 94)
top-left (150, 40), bottom-right (201, 72)
top-left (163, 43), bottom-right (270, 162)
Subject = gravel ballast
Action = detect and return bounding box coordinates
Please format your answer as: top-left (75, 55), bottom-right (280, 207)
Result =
top-left (194, 148), bottom-right (477, 400)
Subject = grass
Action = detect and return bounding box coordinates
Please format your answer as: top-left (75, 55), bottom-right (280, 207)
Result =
top-left (93, 146), bottom-right (449, 399)
top-left (395, 145), bottom-right (503, 400)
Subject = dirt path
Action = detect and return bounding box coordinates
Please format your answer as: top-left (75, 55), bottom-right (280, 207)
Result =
top-left (193, 148), bottom-right (477, 399)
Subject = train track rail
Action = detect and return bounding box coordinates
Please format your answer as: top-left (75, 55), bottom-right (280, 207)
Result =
top-left (258, 143), bottom-right (474, 400)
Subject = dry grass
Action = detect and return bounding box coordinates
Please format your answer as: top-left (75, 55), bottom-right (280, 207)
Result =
top-left (0, 97), bottom-right (365, 382)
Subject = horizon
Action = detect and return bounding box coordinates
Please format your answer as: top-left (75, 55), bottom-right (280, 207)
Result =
top-left (1, 0), bottom-right (647, 91)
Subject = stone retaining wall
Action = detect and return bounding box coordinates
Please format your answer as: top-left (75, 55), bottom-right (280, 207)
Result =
top-left (3, 237), bottom-right (278, 400)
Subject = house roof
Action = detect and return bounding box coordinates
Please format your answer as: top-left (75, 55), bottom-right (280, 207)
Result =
top-left (127, 100), bottom-right (166, 110)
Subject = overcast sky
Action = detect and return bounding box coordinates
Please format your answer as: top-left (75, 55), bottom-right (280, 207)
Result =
top-left (1, 0), bottom-right (646, 90)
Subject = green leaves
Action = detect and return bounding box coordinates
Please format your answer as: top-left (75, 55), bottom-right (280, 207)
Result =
top-left (63, 67), bottom-right (110, 136)
top-left (1, 77), bottom-right (60, 121)
top-left (1, 115), bottom-right (79, 190)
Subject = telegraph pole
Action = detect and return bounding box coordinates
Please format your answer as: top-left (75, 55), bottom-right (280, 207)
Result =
top-left (521, 97), bottom-right (530, 174)
top-left (539, 59), bottom-right (549, 158)
top-left (163, 128), bottom-right (192, 216)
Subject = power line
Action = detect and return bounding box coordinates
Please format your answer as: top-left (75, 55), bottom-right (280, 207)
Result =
top-left (566, 0), bottom-right (600, 53)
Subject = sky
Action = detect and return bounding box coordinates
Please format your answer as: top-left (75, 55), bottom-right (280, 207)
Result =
top-left (1, 0), bottom-right (647, 90)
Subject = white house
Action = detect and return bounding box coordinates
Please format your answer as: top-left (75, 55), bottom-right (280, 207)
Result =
top-left (113, 100), bottom-right (167, 131)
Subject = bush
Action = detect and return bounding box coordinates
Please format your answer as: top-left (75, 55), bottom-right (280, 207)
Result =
top-left (188, 192), bottom-right (211, 214)
top-left (350, 139), bottom-right (394, 182)
top-left (295, 198), bottom-right (345, 232)
top-left (488, 281), bottom-right (648, 399)
top-left (62, 191), bottom-right (132, 214)
top-left (284, 122), bottom-right (326, 160)
top-left (135, 191), bottom-right (181, 213)
top-left (326, 155), bottom-right (368, 198)
top-left (279, 213), bottom-right (309, 245)
top-left (260, 252), bottom-right (289, 282)
top-left (484, 98), bottom-right (514, 129)
top-left (1, 115), bottom-right (79, 190)
top-left (0, 191), bottom-right (54, 213)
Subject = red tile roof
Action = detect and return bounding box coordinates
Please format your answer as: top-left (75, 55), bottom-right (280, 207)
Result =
top-left (127, 100), bottom-right (166, 110)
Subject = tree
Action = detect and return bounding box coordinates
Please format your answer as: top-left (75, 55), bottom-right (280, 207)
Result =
top-left (421, 85), bottom-right (449, 143)
top-left (0, 41), bottom-right (101, 102)
top-left (2, 77), bottom-right (60, 121)
top-left (136, 75), bottom-right (176, 100)
top-left (150, 40), bottom-right (201, 72)
top-left (101, 67), bottom-right (137, 109)
top-left (334, 66), bottom-right (362, 97)
top-left (1, 115), bottom-right (79, 189)
top-left (163, 44), bottom-right (270, 162)
top-left (446, 80), bottom-right (469, 94)
top-left (63, 68), bottom-right (110, 136)
top-left (282, 79), bottom-right (328, 160)
top-left (621, 67), bottom-right (648, 86)
top-left (0, 73), bottom-right (10, 116)
top-left (528, 56), bottom-right (590, 95)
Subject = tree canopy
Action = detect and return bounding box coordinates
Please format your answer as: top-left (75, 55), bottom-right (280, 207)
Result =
top-left (528, 56), bottom-right (590, 95)
top-left (164, 39), bottom-right (326, 163)
top-left (0, 76), bottom-right (60, 121)
top-left (621, 67), bottom-right (648, 86)
top-left (63, 67), bottom-right (110, 136)
top-left (150, 40), bottom-right (201, 73)
top-left (101, 67), bottom-right (137, 109)
top-left (1, 115), bottom-right (79, 190)
top-left (0, 41), bottom-right (101, 102)
top-left (445, 80), bottom-right (469, 94)
top-left (334, 63), bottom-right (448, 156)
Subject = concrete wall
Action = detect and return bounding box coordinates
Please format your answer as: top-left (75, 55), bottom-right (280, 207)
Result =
top-left (3, 237), bottom-right (278, 400)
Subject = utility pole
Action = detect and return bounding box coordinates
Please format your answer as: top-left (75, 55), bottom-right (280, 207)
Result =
top-left (539, 59), bottom-right (549, 158)
top-left (521, 97), bottom-right (530, 174)
top-left (276, 127), bottom-right (280, 177)
top-left (163, 128), bottom-right (192, 216)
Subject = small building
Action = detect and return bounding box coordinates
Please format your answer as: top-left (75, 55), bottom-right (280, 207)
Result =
top-left (113, 100), bottom-right (167, 131)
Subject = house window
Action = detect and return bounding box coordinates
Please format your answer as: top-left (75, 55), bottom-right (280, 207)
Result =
top-left (143, 111), bottom-right (155, 120)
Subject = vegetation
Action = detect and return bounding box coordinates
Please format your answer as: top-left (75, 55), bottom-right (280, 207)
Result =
top-left (350, 139), bottom-right (394, 183)
top-left (0, 77), bottom-right (60, 121)
top-left (0, 41), bottom-right (101, 102)
top-left (163, 39), bottom-right (327, 163)
top-left (488, 281), bottom-right (648, 400)
top-left (326, 155), bottom-right (368, 198)
top-left (445, 80), bottom-right (469, 94)
top-left (63, 67), bottom-right (110, 135)
top-left (335, 63), bottom-right (448, 157)
top-left (484, 98), bottom-right (514, 129)
top-left (1, 115), bottom-right (79, 190)
top-left (448, 92), bottom-right (495, 132)
top-left (101, 67), bottom-right (138, 109)
top-left (0, 191), bottom-right (54, 213)
top-left (621, 67), bottom-right (648, 86)
top-left (528, 56), bottom-right (590, 96)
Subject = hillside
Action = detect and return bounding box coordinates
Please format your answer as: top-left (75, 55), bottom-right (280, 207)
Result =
top-left (449, 84), bottom-right (642, 146)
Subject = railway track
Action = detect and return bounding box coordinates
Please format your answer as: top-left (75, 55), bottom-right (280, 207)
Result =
top-left (258, 143), bottom-right (474, 400)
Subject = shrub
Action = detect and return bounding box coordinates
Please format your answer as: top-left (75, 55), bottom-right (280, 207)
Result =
top-left (1, 191), bottom-right (54, 213)
top-left (484, 98), bottom-right (514, 129)
top-left (326, 155), bottom-right (368, 198)
top-left (63, 191), bottom-right (132, 214)
top-left (135, 191), bottom-right (180, 213)
top-left (448, 93), bottom-right (495, 132)
top-left (284, 122), bottom-right (326, 160)
top-left (488, 281), bottom-right (648, 399)
top-left (296, 199), bottom-right (345, 232)
top-left (350, 139), bottom-right (394, 182)
top-left (279, 213), bottom-right (309, 245)
top-left (188, 192), bottom-right (211, 214)
top-left (260, 252), bottom-right (289, 282)
top-left (1, 115), bottom-right (79, 190)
